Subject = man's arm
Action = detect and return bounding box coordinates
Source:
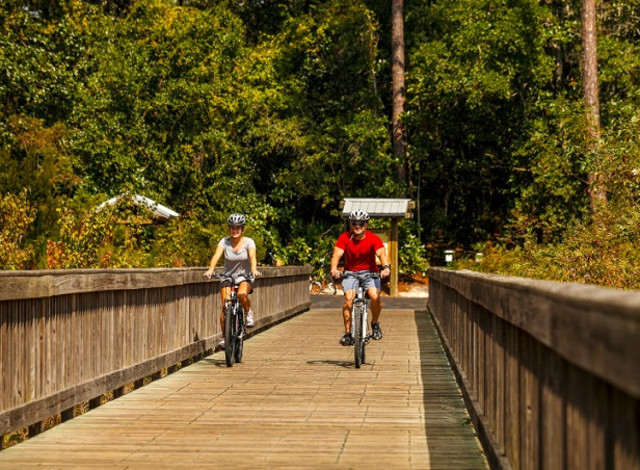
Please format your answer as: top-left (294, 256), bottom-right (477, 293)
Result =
top-left (376, 246), bottom-right (391, 278)
top-left (330, 246), bottom-right (344, 279)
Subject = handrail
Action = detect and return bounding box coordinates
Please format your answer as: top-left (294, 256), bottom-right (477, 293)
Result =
top-left (0, 266), bottom-right (311, 441)
top-left (0, 265), bottom-right (308, 301)
top-left (428, 268), bottom-right (640, 470)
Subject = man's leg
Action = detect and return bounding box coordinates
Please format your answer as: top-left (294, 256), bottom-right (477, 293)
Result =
top-left (367, 286), bottom-right (382, 323)
top-left (342, 290), bottom-right (356, 331)
top-left (367, 286), bottom-right (383, 340)
top-left (341, 290), bottom-right (355, 345)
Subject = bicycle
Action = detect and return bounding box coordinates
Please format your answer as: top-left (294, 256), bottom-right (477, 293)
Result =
top-left (341, 271), bottom-right (379, 369)
top-left (213, 273), bottom-right (248, 367)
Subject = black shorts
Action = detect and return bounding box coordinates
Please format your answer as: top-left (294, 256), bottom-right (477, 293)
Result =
top-left (220, 275), bottom-right (254, 294)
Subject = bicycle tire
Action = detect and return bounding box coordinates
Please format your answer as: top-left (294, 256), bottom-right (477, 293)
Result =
top-left (234, 309), bottom-right (244, 363)
top-left (353, 302), bottom-right (365, 369)
top-left (224, 304), bottom-right (236, 367)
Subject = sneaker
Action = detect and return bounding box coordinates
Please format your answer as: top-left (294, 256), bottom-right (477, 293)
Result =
top-left (246, 309), bottom-right (255, 327)
top-left (371, 323), bottom-right (383, 340)
top-left (218, 339), bottom-right (225, 350)
top-left (340, 333), bottom-right (354, 346)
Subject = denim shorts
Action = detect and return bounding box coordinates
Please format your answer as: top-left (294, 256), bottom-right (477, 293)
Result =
top-left (341, 271), bottom-right (381, 292)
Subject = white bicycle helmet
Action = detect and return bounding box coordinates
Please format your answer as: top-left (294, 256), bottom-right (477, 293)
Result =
top-left (227, 213), bottom-right (246, 226)
top-left (348, 210), bottom-right (370, 222)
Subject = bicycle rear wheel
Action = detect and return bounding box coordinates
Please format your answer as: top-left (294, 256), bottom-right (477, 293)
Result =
top-left (353, 302), bottom-right (365, 369)
top-left (224, 304), bottom-right (236, 367)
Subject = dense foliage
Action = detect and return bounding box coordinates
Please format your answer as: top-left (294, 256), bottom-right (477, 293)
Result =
top-left (1, 0), bottom-right (639, 287)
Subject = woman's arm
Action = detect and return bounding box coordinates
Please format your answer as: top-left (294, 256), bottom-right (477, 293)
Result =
top-left (204, 245), bottom-right (224, 279)
top-left (248, 246), bottom-right (261, 277)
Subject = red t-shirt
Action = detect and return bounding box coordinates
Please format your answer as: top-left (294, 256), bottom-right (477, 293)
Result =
top-left (335, 230), bottom-right (384, 272)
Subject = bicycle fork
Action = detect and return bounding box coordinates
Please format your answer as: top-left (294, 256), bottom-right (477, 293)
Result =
top-left (352, 287), bottom-right (369, 343)
top-left (227, 288), bottom-right (245, 340)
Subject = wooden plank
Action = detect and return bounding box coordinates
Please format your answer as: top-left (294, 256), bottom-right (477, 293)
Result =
top-left (0, 268), bottom-right (310, 437)
top-left (519, 333), bottom-right (539, 470)
top-left (0, 309), bottom-right (489, 470)
top-left (431, 273), bottom-right (640, 470)
top-left (540, 346), bottom-right (565, 470)
top-left (0, 266), bottom-right (312, 301)
top-left (612, 388), bottom-right (640, 470)
top-left (566, 365), bottom-right (589, 470)
top-left (493, 316), bottom-right (506, 455)
top-left (429, 268), bottom-right (640, 398)
top-left (0, 305), bottom-right (308, 435)
top-left (504, 325), bottom-right (520, 468)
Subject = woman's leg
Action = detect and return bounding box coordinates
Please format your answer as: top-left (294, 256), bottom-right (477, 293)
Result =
top-left (220, 287), bottom-right (229, 333)
top-left (237, 282), bottom-right (255, 326)
top-left (237, 282), bottom-right (252, 313)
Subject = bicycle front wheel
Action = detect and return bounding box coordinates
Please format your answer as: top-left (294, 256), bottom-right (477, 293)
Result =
top-left (353, 302), bottom-right (365, 369)
top-left (224, 304), bottom-right (236, 367)
top-left (234, 310), bottom-right (244, 363)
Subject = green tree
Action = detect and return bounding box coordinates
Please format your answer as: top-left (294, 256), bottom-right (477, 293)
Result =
top-left (405, 0), bottom-right (553, 245)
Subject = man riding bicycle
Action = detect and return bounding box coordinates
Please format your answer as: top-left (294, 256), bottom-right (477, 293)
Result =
top-left (330, 210), bottom-right (391, 346)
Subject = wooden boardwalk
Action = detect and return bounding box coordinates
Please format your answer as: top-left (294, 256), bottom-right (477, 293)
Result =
top-left (0, 308), bottom-right (488, 469)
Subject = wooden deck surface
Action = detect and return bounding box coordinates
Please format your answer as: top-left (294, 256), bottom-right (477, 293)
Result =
top-left (0, 308), bottom-right (488, 469)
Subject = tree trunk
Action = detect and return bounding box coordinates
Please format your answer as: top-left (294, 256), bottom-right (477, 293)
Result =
top-left (391, 0), bottom-right (407, 186)
top-left (581, 0), bottom-right (606, 210)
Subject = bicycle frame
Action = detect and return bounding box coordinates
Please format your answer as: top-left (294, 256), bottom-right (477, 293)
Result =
top-left (226, 286), bottom-right (244, 337)
top-left (343, 272), bottom-right (379, 369)
top-left (215, 274), bottom-right (247, 367)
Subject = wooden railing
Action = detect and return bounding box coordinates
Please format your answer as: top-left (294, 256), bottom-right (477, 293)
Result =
top-left (0, 266), bottom-right (311, 443)
top-left (428, 268), bottom-right (640, 470)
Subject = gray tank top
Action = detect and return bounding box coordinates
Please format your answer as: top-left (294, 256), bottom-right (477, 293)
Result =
top-left (218, 236), bottom-right (256, 277)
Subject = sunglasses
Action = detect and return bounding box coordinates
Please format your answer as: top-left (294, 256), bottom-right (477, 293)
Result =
top-left (350, 222), bottom-right (365, 227)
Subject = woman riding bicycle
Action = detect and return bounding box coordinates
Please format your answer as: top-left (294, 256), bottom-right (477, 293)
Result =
top-left (204, 213), bottom-right (261, 349)
top-left (330, 210), bottom-right (391, 346)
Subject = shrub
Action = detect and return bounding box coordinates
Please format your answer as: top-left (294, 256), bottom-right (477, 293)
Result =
top-left (0, 191), bottom-right (36, 269)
